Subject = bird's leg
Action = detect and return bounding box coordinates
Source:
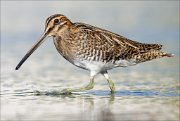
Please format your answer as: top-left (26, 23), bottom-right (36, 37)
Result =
top-left (60, 76), bottom-right (94, 94)
top-left (107, 79), bottom-right (115, 93)
top-left (102, 71), bottom-right (115, 93)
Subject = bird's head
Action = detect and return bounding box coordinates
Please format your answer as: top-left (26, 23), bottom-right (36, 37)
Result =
top-left (15, 14), bottom-right (72, 70)
top-left (44, 14), bottom-right (72, 37)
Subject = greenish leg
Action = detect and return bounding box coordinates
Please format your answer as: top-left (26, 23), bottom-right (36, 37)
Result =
top-left (61, 78), bottom-right (94, 94)
top-left (102, 71), bottom-right (115, 93)
top-left (107, 79), bottom-right (115, 93)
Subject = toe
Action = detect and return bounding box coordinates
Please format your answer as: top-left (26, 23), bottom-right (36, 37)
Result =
top-left (61, 89), bottom-right (72, 95)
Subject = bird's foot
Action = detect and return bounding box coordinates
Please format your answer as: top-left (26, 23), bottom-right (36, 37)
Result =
top-left (60, 89), bottom-right (72, 95)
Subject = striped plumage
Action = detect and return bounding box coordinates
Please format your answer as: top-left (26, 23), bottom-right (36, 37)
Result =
top-left (51, 15), bottom-right (171, 69)
top-left (16, 14), bottom-right (173, 94)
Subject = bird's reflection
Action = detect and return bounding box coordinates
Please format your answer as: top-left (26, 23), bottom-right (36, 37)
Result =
top-left (6, 88), bottom-right (178, 121)
top-left (32, 90), bottom-right (116, 121)
top-left (65, 91), bottom-right (115, 121)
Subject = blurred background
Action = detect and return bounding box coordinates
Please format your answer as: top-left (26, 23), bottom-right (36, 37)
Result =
top-left (1, 1), bottom-right (179, 121)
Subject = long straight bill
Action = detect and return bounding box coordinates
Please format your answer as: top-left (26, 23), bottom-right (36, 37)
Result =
top-left (15, 32), bottom-right (48, 70)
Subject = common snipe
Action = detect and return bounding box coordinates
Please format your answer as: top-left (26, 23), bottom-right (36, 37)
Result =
top-left (15, 14), bottom-right (173, 94)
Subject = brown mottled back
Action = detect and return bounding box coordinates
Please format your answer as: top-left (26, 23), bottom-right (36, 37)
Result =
top-left (72, 22), bottom-right (171, 64)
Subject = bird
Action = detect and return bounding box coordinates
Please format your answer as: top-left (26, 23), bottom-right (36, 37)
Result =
top-left (15, 14), bottom-right (173, 94)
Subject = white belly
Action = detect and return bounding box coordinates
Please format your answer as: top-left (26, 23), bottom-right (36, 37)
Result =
top-left (73, 59), bottom-right (137, 75)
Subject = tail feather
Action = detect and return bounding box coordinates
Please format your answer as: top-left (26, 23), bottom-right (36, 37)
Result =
top-left (163, 53), bottom-right (174, 57)
top-left (134, 50), bottom-right (174, 63)
top-left (138, 43), bottom-right (162, 52)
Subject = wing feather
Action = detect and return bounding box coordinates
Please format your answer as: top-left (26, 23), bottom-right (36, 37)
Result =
top-left (74, 22), bottom-right (163, 61)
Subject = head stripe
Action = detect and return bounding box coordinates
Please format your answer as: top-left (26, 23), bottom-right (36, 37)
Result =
top-left (45, 14), bottom-right (65, 28)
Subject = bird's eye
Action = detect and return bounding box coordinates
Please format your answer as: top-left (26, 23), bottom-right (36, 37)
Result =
top-left (54, 19), bottom-right (59, 24)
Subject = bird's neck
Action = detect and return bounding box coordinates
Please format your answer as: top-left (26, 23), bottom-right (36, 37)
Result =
top-left (53, 30), bottom-right (76, 61)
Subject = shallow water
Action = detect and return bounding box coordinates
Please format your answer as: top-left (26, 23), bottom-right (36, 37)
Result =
top-left (1, 44), bottom-right (180, 121)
